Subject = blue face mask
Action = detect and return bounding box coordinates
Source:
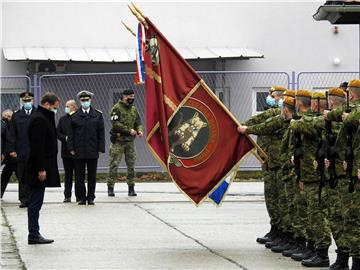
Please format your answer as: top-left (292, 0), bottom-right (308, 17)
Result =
top-left (278, 99), bottom-right (284, 108)
top-left (81, 101), bottom-right (91, 110)
top-left (266, 95), bottom-right (276, 107)
top-left (65, 107), bottom-right (70, 114)
top-left (51, 108), bottom-right (58, 114)
top-left (23, 102), bottom-right (32, 111)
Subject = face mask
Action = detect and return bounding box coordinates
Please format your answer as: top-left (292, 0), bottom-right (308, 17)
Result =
top-left (127, 98), bottom-right (134, 105)
top-left (23, 102), bottom-right (32, 111)
top-left (278, 99), bottom-right (284, 108)
top-left (266, 95), bottom-right (276, 107)
top-left (51, 108), bottom-right (58, 114)
top-left (65, 107), bottom-right (70, 114)
top-left (81, 101), bottom-right (91, 109)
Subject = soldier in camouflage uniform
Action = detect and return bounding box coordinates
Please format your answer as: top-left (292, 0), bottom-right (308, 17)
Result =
top-left (107, 89), bottom-right (143, 197)
top-left (239, 95), bottom-right (303, 255)
top-left (331, 80), bottom-right (360, 270)
top-left (240, 86), bottom-right (286, 244)
top-left (290, 91), bottom-right (332, 268)
top-left (311, 87), bottom-right (349, 269)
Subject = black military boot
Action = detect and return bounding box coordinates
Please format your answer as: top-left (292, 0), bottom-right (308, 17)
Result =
top-left (283, 237), bottom-right (306, 257)
top-left (291, 240), bottom-right (315, 261)
top-left (301, 248), bottom-right (330, 267)
top-left (265, 231), bottom-right (284, 249)
top-left (108, 186), bottom-right (115, 197)
top-left (351, 258), bottom-right (360, 270)
top-left (256, 226), bottom-right (277, 244)
top-left (271, 233), bottom-right (294, 253)
top-left (329, 250), bottom-right (349, 270)
top-left (128, 185), bottom-right (137, 197)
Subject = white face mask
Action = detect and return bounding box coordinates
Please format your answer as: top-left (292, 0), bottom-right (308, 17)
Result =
top-left (51, 108), bottom-right (58, 114)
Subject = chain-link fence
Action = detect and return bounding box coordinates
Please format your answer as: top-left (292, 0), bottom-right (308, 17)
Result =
top-left (39, 71), bottom-right (290, 172)
top-left (0, 76), bottom-right (31, 112)
top-left (297, 72), bottom-right (360, 90)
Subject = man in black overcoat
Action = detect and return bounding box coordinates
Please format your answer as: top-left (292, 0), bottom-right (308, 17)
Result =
top-left (57, 99), bottom-right (78, 203)
top-left (27, 92), bottom-right (60, 245)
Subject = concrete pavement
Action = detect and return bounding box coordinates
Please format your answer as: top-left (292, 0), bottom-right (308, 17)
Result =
top-left (1, 182), bottom-right (336, 270)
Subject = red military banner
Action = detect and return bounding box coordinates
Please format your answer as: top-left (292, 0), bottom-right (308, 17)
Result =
top-left (142, 15), bottom-right (264, 205)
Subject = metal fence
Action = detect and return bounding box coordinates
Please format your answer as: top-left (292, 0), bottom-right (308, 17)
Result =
top-left (297, 72), bottom-right (360, 90)
top-left (0, 76), bottom-right (31, 112)
top-left (38, 71), bottom-right (290, 172)
top-left (2, 71), bottom-right (359, 172)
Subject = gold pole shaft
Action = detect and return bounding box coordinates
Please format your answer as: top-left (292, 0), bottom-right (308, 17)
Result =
top-left (121, 21), bottom-right (136, 37)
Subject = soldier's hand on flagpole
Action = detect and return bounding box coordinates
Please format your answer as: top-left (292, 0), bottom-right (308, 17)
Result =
top-left (38, 170), bottom-right (46, 182)
top-left (130, 129), bottom-right (137, 136)
top-left (342, 112), bottom-right (349, 122)
top-left (323, 110), bottom-right (330, 120)
top-left (325, 159), bottom-right (330, 169)
top-left (237, 125), bottom-right (247, 134)
top-left (9, 152), bottom-right (17, 158)
top-left (313, 160), bottom-right (318, 170)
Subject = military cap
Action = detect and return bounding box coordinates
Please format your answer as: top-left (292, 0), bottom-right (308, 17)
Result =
top-left (348, 79), bottom-right (360, 88)
top-left (311, 91), bottom-right (326, 99)
top-left (328, 87), bottom-right (345, 98)
top-left (77, 90), bottom-right (94, 100)
top-left (296, 89), bottom-right (312, 99)
top-left (270, 86), bottom-right (287, 93)
top-left (19, 91), bottom-right (34, 102)
top-left (283, 96), bottom-right (295, 109)
top-left (283, 90), bottom-right (296, 97)
top-left (122, 89), bottom-right (135, 96)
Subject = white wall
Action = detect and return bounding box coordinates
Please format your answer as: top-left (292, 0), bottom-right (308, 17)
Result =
top-left (1, 1), bottom-right (359, 75)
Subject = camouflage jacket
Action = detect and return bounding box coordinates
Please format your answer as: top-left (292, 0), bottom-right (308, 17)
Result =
top-left (246, 114), bottom-right (287, 170)
top-left (290, 113), bottom-right (319, 182)
top-left (243, 107), bottom-right (281, 159)
top-left (327, 100), bottom-right (360, 177)
top-left (110, 101), bottom-right (143, 142)
top-left (343, 107), bottom-right (360, 176)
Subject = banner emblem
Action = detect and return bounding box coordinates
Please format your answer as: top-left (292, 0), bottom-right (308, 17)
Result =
top-left (168, 98), bottom-right (219, 168)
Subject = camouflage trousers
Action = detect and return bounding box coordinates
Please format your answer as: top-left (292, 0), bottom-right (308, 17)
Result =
top-left (303, 182), bottom-right (332, 250)
top-left (107, 141), bottom-right (136, 187)
top-left (281, 180), bottom-right (298, 236)
top-left (292, 182), bottom-right (309, 240)
top-left (326, 178), bottom-right (351, 253)
top-left (343, 179), bottom-right (360, 258)
top-left (278, 180), bottom-right (291, 233)
top-left (264, 169), bottom-right (280, 228)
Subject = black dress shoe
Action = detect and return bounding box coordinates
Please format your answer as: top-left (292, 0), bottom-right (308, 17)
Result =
top-left (19, 202), bottom-right (28, 208)
top-left (78, 199), bottom-right (86, 205)
top-left (28, 235), bottom-right (54, 245)
top-left (87, 199), bottom-right (95, 205)
top-left (63, 197), bottom-right (71, 203)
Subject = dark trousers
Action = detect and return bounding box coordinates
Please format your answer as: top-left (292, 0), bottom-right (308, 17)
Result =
top-left (27, 186), bottom-right (45, 238)
top-left (17, 161), bottom-right (31, 203)
top-left (74, 159), bottom-right (98, 200)
top-left (63, 158), bottom-right (75, 198)
top-left (1, 162), bottom-right (17, 198)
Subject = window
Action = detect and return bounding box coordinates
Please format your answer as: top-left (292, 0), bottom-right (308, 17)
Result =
top-left (252, 87), bottom-right (270, 115)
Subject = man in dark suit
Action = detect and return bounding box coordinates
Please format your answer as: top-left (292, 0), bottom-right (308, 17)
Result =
top-left (27, 92), bottom-right (61, 245)
top-left (57, 100), bottom-right (78, 203)
top-left (1, 109), bottom-right (17, 198)
top-left (10, 92), bottom-right (36, 208)
top-left (68, 90), bottom-right (105, 205)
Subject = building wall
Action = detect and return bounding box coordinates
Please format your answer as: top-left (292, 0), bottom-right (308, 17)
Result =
top-left (1, 1), bottom-right (359, 75)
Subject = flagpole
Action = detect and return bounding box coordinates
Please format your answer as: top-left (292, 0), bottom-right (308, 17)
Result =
top-left (121, 21), bottom-right (136, 37)
top-left (128, 4), bottom-right (148, 29)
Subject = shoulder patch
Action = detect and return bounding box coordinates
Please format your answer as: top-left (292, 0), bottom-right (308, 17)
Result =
top-left (95, 109), bottom-right (103, 114)
top-left (69, 111), bottom-right (76, 116)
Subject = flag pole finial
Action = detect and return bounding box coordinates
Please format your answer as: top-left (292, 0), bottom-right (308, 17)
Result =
top-left (128, 4), bottom-right (148, 29)
top-left (121, 21), bottom-right (136, 37)
top-left (131, 3), bottom-right (146, 18)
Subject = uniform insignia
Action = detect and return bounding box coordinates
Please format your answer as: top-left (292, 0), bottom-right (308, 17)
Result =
top-left (96, 109), bottom-right (103, 114)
